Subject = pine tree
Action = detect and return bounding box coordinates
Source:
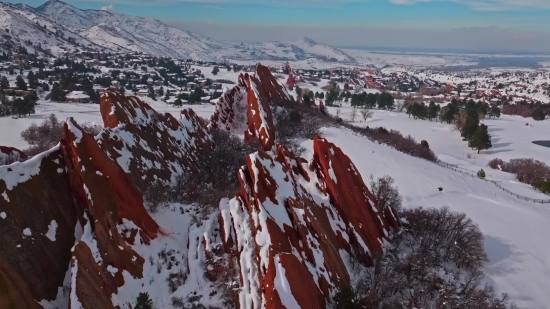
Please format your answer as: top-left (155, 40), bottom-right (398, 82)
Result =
top-left (477, 169), bottom-right (486, 179)
top-left (27, 71), bottom-right (38, 89)
top-left (461, 117), bottom-right (479, 141)
top-left (135, 292), bottom-right (153, 309)
top-left (469, 125), bottom-right (492, 154)
top-left (16, 75), bottom-right (27, 91)
top-left (0, 76), bottom-right (9, 91)
top-left (148, 86), bottom-right (156, 100)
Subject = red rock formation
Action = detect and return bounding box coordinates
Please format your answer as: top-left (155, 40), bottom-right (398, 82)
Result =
top-left (98, 92), bottom-right (212, 190)
top-left (0, 146), bottom-right (27, 163)
top-left (0, 117), bottom-right (159, 308)
top-left (221, 139), bottom-right (399, 309)
top-left (211, 63), bottom-right (292, 151)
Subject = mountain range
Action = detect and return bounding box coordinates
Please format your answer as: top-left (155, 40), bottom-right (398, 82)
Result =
top-left (1, 0), bottom-right (356, 63)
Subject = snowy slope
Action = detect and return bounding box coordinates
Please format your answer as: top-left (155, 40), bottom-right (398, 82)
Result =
top-left (13, 1), bottom-right (355, 62)
top-left (304, 126), bottom-right (550, 308)
top-left (33, 0), bottom-right (111, 32)
top-left (80, 16), bottom-right (224, 61)
top-left (0, 2), bottom-right (106, 56)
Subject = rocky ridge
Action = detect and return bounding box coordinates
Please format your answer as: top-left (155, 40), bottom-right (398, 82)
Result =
top-left (0, 63), bottom-right (398, 309)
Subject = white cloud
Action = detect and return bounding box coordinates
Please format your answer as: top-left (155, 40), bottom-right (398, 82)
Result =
top-left (100, 4), bottom-right (115, 11)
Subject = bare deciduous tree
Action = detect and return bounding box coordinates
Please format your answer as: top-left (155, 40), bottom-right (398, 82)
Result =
top-left (21, 114), bottom-right (104, 156)
top-left (359, 109), bottom-right (374, 122)
top-left (335, 207), bottom-right (518, 309)
top-left (369, 175), bottom-right (402, 212)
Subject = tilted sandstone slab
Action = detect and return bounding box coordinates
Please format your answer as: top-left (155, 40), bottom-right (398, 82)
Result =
top-left (211, 63), bottom-right (292, 151)
top-left (98, 92), bottom-right (212, 190)
top-left (220, 137), bottom-right (399, 309)
top-left (0, 145), bottom-right (28, 163)
top-left (0, 118), bottom-right (159, 308)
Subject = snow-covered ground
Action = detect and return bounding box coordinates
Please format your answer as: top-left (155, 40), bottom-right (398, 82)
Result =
top-left (303, 126), bottom-right (550, 309)
top-left (0, 99), bottom-right (216, 150)
top-left (329, 104), bottom-right (550, 199)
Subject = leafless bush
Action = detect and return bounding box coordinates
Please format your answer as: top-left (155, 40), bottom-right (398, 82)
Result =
top-left (166, 269), bottom-right (187, 293)
top-left (420, 140), bottom-right (429, 149)
top-left (503, 158), bottom-right (550, 184)
top-left (21, 114), bottom-right (103, 156)
top-left (488, 158), bottom-right (505, 170)
top-left (369, 175), bottom-right (402, 212)
top-left (335, 207), bottom-right (517, 309)
top-left (214, 79), bottom-right (235, 85)
top-left (354, 126), bottom-right (437, 162)
top-left (454, 110), bottom-right (468, 132)
top-left (0, 153), bottom-right (23, 165)
top-left (143, 128), bottom-right (258, 211)
top-left (359, 109), bottom-right (373, 122)
top-left (273, 108), bottom-right (322, 155)
top-left (21, 114), bottom-right (64, 156)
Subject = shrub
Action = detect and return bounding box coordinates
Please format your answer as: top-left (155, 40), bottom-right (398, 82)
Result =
top-left (21, 114), bottom-right (103, 156)
top-left (532, 179), bottom-right (550, 194)
top-left (488, 158), bottom-right (505, 170)
top-left (135, 292), bottom-right (154, 309)
top-left (477, 168), bottom-right (486, 179)
top-left (532, 107), bottom-right (546, 121)
top-left (273, 108), bottom-right (322, 156)
top-left (359, 109), bottom-right (373, 122)
top-left (337, 207), bottom-right (518, 309)
top-left (369, 175), bottom-right (402, 213)
top-left (503, 158), bottom-right (550, 185)
top-left (143, 128), bottom-right (259, 211)
top-left (420, 140), bottom-right (429, 149)
top-left (362, 127), bottom-right (437, 162)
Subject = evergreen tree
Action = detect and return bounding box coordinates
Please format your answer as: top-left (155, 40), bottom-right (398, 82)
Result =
top-left (158, 86), bottom-right (164, 96)
top-left (427, 102), bottom-right (438, 121)
top-left (135, 292), bottom-right (154, 309)
top-left (27, 71), bottom-right (38, 89)
top-left (49, 83), bottom-right (66, 102)
top-left (0, 76), bottom-right (9, 91)
top-left (488, 106), bottom-right (501, 119)
top-left (461, 117), bottom-right (479, 141)
top-left (295, 86), bottom-right (301, 99)
top-left (148, 86), bottom-right (156, 100)
top-left (469, 125), bottom-right (492, 154)
top-left (16, 75), bottom-right (27, 91)
top-left (119, 86), bottom-right (125, 95)
top-left (477, 169), bottom-right (486, 179)
top-left (174, 98), bottom-right (183, 106)
top-left (211, 66), bottom-right (219, 75)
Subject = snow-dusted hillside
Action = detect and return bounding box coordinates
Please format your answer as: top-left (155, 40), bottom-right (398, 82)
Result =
top-left (0, 2), bottom-right (106, 56)
top-left (33, 0), bottom-right (111, 32)
top-left (9, 0), bottom-right (356, 62)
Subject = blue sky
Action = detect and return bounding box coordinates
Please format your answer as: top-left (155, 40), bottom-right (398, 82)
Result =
top-left (10, 0), bottom-right (550, 52)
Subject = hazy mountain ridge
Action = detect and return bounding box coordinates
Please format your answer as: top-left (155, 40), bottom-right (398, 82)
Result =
top-left (0, 1), bottom-right (107, 57)
top-left (5, 0), bottom-right (356, 62)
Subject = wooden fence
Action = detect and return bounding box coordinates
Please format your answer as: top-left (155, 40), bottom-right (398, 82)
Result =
top-left (435, 161), bottom-right (550, 204)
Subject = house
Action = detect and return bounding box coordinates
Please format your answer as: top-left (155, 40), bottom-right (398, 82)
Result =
top-left (66, 91), bottom-right (91, 103)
